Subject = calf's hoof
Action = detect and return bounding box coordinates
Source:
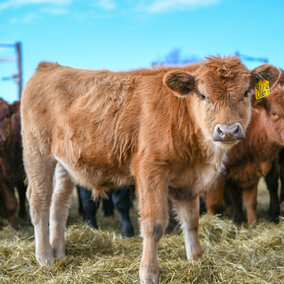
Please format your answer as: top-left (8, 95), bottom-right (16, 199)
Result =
top-left (120, 223), bottom-right (134, 238)
top-left (268, 209), bottom-right (280, 223)
top-left (85, 219), bottom-right (98, 229)
top-left (51, 237), bottom-right (66, 259)
top-left (36, 253), bottom-right (53, 266)
top-left (140, 277), bottom-right (159, 284)
top-left (52, 246), bottom-right (65, 259)
top-left (11, 223), bottom-right (19, 230)
top-left (188, 246), bottom-right (202, 261)
top-left (248, 220), bottom-right (258, 229)
top-left (7, 215), bottom-right (17, 229)
top-left (140, 262), bottom-right (159, 284)
top-left (36, 244), bottom-right (53, 266)
top-left (104, 211), bottom-right (114, 217)
top-left (269, 216), bottom-right (279, 224)
top-left (89, 221), bottom-right (99, 229)
top-left (140, 272), bottom-right (159, 284)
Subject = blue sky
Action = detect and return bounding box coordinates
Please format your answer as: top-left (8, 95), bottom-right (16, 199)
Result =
top-left (0, 0), bottom-right (283, 103)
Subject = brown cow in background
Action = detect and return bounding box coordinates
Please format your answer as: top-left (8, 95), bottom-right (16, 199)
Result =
top-left (206, 79), bottom-right (284, 227)
top-left (264, 72), bottom-right (284, 220)
top-left (0, 98), bottom-right (26, 228)
top-left (21, 56), bottom-right (280, 283)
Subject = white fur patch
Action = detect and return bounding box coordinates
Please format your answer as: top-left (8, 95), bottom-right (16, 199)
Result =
top-left (54, 155), bottom-right (82, 185)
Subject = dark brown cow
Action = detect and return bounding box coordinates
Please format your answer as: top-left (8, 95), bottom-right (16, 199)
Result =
top-left (206, 82), bottom-right (284, 227)
top-left (278, 149), bottom-right (284, 203)
top-left (0, 98), bottom-right (26, 227)
top-left (264, 154), bottom-right (282, 221)
top-left (21, 57), bottom-right (280, 283)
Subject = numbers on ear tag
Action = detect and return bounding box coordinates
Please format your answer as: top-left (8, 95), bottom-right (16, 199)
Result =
top-left (255, 79), bottom-right (270, 100)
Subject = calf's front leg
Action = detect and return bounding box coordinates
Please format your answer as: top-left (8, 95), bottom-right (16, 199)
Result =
top-left (136, 169), bottom-right (169, 284)
top-left (242, 184), bottom-right (258, 228)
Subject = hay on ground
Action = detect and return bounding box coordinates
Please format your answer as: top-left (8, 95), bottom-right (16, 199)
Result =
top-left (0, 180), bottom-right (283, 283)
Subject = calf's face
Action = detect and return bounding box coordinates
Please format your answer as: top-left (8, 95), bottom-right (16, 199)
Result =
top-left (254, 85), bottom-right (284, 146)
top-left (163, 56), bottom-right (280, 147)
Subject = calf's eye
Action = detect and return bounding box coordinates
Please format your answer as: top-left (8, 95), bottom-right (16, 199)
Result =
top-left (198, 92), bottom-right (211, 103)
top-left (239, 90), bottom-right (250, 102)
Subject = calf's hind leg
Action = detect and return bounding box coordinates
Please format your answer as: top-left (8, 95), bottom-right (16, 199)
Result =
top-left (50, 163), bottom-right (74, 259)
top-left (205, 176), bottom-right (225, 215)
top-left (25, 155), bottom-right (56, 266)
top-left (280, 166), bottom-right (284, 203)
top-left (265, 160), bottom-right (280, 222)
top-left (112, 186), bottom-right (134, 238)
top-left (0, 182), bottom-right (18, 228)
top-left (17, 182), bottom-right (27, 219)
top-left (77, 185), bottom-right (99, 229)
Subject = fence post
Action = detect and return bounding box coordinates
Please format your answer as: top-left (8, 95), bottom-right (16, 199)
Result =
top-left (15, 42), bottom-right (22, 99)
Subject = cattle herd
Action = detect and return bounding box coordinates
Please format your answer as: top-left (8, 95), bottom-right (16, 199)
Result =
top-left (0, 56), bottom-right (283, 283)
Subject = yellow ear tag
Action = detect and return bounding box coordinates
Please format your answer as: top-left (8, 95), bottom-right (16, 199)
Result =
top-left (255, 79), bottom-right (270, 100)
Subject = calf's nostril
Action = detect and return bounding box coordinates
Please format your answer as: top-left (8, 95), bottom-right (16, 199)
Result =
top-left (217, 127), bottom-right (224, 136)
top-left (233, 125), bottom-right (240, 135)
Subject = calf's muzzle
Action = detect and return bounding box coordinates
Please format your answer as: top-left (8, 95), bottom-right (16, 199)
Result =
top-left (212, 122), bottom-right (245, 143)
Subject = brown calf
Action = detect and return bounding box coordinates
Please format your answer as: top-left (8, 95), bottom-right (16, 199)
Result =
top-left (264, 73), bottom-right (284, 220)
top-left (206, 82), bottom-right (284, 227)
top-left (21, 57), bottom-right (280, 283)
top-left (0, 99), bottom-right (26, 227)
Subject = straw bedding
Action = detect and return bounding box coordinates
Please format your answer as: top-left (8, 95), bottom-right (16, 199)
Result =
top-left (0, 179), bottom-right (283, 283)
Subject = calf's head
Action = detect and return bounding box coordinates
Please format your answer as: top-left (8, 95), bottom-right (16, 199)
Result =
top-left (253, 82), bottom-right (284, 147)
top-left (0, 98), bottom-right (17, 151)
top-left (163, 56), bottom-right (280, 147)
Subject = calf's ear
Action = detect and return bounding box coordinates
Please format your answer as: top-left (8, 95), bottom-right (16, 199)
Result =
top-left (250, 64), bottom-right (281, 89)
top-left (10, 101), bottom-right (20, 114)
top-left (251, 95), bottom-right (269, 112)
top-left (163, 70), bottom-right (195, 97)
